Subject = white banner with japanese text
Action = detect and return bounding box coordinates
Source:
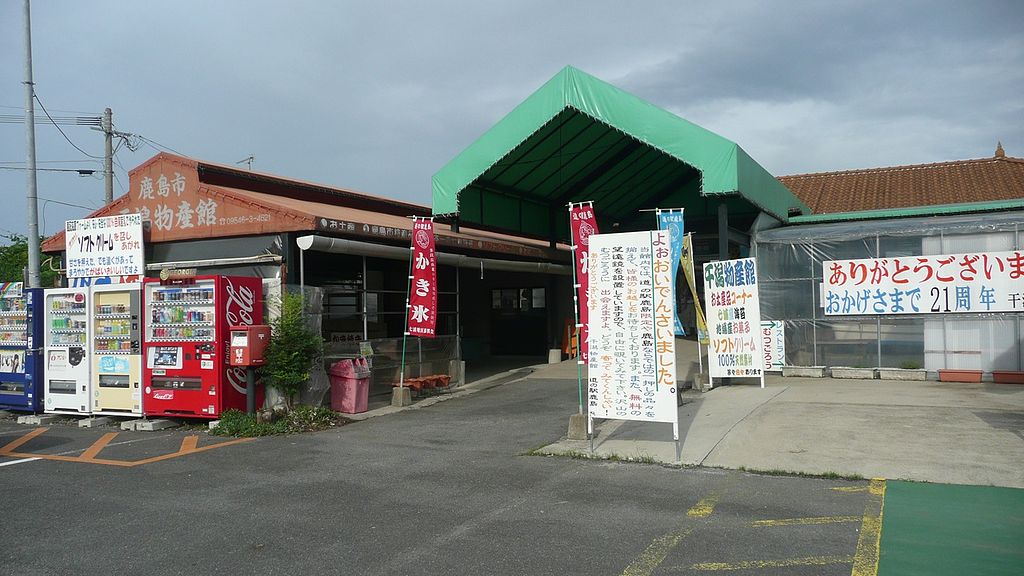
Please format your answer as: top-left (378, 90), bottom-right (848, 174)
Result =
top-left (65, 214), bottom-right (145, 279)
top-left (823, 251), bottom-right (1024, 315)
top-left (761, 320), bottom-right (785, 371)
top-left (587, 231), bottom-right (677, 424)
top-left (704, 258), bottom-right (764, 379)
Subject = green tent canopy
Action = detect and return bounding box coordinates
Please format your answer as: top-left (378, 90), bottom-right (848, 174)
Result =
top-left (431, 66), bottom-right (808, 242)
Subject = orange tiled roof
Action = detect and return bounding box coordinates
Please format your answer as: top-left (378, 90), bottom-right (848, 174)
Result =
top-left (778, 146), bottom-right (1024, 215)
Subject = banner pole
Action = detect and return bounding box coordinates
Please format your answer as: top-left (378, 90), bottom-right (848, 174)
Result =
top-left (399, 217), bottom-right (417, 389)
top-left (568, 202), bottom-right (584, 416)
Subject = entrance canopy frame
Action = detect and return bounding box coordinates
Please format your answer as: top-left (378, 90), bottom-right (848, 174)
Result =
top-left (432, 66), bottom-right (809, 243)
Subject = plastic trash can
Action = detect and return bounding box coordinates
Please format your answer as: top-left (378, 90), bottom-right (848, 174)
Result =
top-left (329, 359), bottom-right (369, 414)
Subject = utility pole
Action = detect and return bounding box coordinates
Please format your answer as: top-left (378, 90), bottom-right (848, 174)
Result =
top-left (23, 0), bottom-right (41, 288)
top-left (103, 107), bottom-right (113, 205)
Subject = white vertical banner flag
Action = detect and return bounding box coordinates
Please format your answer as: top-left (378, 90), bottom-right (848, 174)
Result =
top-left (587, 230), bottom-right (678, 424)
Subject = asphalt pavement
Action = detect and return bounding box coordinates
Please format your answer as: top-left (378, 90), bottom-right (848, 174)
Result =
top-left (0, 357), bottom-right (1022, 575)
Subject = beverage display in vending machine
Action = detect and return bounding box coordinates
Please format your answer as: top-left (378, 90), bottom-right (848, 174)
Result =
top-left (0, 282), bottom-right (44, 412)
top-left (91, 283), bottom-right (143, 415)
top-left (43, 287), bottom-right (92, 414)
top-left (142, 275), bottom-right (264, 418)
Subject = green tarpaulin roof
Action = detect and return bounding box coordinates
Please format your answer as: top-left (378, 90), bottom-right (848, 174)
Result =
top-left (432, 66), bottom-right (808, 241)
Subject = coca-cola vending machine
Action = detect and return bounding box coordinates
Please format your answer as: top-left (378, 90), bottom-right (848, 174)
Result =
top-left (142, 275), bottom-right (263, 418)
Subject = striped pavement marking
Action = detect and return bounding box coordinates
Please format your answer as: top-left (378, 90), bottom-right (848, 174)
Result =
top-left (689, 554), bottom-right (854, 571)
top-left (752, 515), bottom-right (862, 527)
top-left (0, 427), bottom-right (253, 467)
top-left (851, 478), bottom-right (887, 576)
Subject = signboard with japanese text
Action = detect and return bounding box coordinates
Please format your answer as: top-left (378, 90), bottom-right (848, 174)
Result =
top-left (569, 203), bottom-right (600, 364)
top-left (761, 320), bottom-right (785, 371)
top-left (587, 231), bottom-right (678, 425)
top-left (824, 251), bottom-right (1024, 315)
top-left (703, 258), bottom-right (764, 381)
top-left (83, 154), bottom-right (308, 247)
top-left (407, 218), bottom-right (437, 338)
top-left (65, 214), bottom-right (144, 279)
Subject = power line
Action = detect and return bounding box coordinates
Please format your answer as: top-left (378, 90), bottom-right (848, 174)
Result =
top-left (0, 166), bottom-right (98, 174)
top-left (136, 134), bottom-right (186, 157)
top-left (40, 197), bottom-right (97, 210)
top-left (0, 159), bottom-right (100, 165)
top-left (33, 94), bottom-right (103, 159)
top-left (0, 103), bottom-right (100, 115)
top-left (0, 113), bottom-right (101, 125)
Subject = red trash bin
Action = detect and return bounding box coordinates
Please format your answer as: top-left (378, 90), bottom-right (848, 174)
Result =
top-left (329, 359), bottom-right (369, 414)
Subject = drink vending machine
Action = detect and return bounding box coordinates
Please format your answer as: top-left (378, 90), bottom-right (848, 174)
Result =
top-left (142, 275), bottom-right (264, 418)
top-left (91, 283), bottom-right (143, 415)
top-left (44, 287), bottom-right (92, 414)
top-left (0, 282), bottom-right (44, 412)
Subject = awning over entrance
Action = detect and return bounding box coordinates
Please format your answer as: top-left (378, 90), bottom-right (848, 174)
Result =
top-left (432, 66), bottom-right (809, 242)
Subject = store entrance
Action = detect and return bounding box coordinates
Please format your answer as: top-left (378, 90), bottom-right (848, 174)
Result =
top-left (489, 287), bottom-right (548, 356)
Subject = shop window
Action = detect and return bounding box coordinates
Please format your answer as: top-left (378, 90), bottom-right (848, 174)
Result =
top-left (491, 288), bottom-right (546, 312)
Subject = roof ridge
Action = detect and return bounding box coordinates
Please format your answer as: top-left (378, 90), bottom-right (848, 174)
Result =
top-left (779, 155), bottom-right (1024, 179)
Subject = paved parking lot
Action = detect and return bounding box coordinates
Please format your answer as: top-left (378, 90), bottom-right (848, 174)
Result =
top-left (0, 375), bottom-right (1020, 575)
top-left (0, 421), bottom-right (250, 468)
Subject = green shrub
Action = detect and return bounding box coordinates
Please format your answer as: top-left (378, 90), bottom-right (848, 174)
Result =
top-left (210, 406), bottom-right (348, 437)
top-left (260, 291), bottom-right (323, 407)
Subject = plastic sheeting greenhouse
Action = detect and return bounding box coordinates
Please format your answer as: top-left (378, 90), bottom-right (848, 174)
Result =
top-left (753, 210), bottom-right (1024, 373)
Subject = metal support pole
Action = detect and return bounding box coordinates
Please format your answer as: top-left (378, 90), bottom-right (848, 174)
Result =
top-left (246, 366), bottom-right (256, 414)
top-left (299, 246), bottom-right (305, 293)
top-left (23, 0), bottom-right (41, 288)
top-left (103, 108), bottom-right (113, 205)
top-left (568, 202), bottom-right (585, 416)
top-left (362, 255), bottom-right (368, 340)
top-left (717, 203), bottom-right (728, 261)
top-left (399, 220), bottom-right (417, 389)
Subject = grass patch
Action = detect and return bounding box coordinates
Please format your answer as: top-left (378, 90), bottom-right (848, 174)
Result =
top-left (210, 406), bottom-right (350, 437)
top-left (525, 449), bottom-right (665, 465)
top-left (737, 466), bottom-right (865, 481)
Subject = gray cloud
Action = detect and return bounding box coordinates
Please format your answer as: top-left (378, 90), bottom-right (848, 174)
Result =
top-left (1, 0), bottom-right (1021, 237)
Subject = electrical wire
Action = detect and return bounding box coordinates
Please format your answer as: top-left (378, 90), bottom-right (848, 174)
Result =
top-left (0, 114), bottom-right (101, 125)
top-left (0, 159), bottom-right (100, 165)
top-left (136, 134), bottom-right (186, 157)
top-left (0, 103), bottom-right (100, 115)
top-left (33, 94), bottom-right (104, 159)
top-left (40, 197), bottom-right (97, 210)
top-left (0, 166), bottom-right (99, 174)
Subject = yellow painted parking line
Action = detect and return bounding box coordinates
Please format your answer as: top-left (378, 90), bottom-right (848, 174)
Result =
top-left (687, 493), bottom-right (720, 518)
top-left (752, 515), bottom-right (861, 527)
top-left (80, 432), bottom-right (119, 460)
top-left (1, 427), bottom-right (47, 452)
top-left (620, 529), bottom-right (693, 576)
top-left (0, 427), bottom-right (254, 467)
top-left (851, 478), bottom-right (887, 576)
top-left (619, 489), bottom-right (724, 576)
top-left (832, 486), bottom-right (869, 493)
top-left (689, 554), bottom-right (854, 571)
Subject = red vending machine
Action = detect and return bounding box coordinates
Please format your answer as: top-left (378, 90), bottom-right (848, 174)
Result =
top-left (142, 275), bottom-right (263, 419)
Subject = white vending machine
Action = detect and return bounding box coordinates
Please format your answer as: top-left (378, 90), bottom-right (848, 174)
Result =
top-left (44, 287), bottom-right (92, 414)
top-left (91, 283), bottom-right (143, 415)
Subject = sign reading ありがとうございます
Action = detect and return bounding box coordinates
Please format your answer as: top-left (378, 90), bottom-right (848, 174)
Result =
top-left (823, 250), bottom-right (1024, 315)
top-left (703, 258), bottom-right (764, 380)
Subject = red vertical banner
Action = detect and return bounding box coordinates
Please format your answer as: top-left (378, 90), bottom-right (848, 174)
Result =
top-left (569, 203), bottom-right (599, 363)
top-left (407, 217), bottom-right (437, 338)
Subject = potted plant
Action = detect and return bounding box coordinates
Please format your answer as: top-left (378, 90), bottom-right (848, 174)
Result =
top-left (260, 291), bottom-right (324, 410)
top-left (938, 369), bottom-right (983, 383)
top-left (991, 370), bottom-right (1024, 384)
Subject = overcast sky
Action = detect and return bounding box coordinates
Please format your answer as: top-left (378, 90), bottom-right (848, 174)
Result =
top-left (1, 0), bottom-right (1021, 237)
